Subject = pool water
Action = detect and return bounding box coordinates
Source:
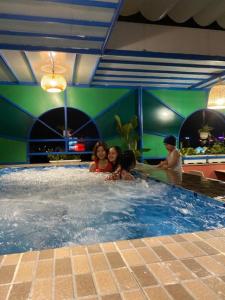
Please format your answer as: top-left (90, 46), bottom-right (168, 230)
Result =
top-left (0, 165), bottom-right (224, 255)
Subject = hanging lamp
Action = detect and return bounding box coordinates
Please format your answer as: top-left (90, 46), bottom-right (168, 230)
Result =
top-left (208, 81), bottom-right (225, 109)
top-left (41, 52), bottom-right (67, 93)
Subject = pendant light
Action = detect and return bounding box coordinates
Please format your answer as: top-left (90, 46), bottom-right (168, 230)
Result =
top-left (208, 81), bottom-right (225, 109)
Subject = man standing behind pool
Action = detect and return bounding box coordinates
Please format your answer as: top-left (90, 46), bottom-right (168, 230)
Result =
top-left (157, 135), bottom-right (182, 172)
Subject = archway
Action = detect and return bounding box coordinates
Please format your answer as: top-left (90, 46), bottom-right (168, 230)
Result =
top-left (29, 107), bottom-right (100, 163)
top-left (179, 109), bottom-right (225, 148)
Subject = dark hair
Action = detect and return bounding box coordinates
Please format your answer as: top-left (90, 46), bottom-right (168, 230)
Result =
top-left (93, 141), bottom-right (108, 161)
top-left (120, 150), bottom-right (136, 171)
top-left (109, 146), bottom-right (122, 171)
top-left (163, 135), bottom-right (176, 146)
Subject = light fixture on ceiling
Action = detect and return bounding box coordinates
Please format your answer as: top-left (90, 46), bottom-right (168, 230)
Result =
top-left (41, 52), bottom-right (67, 93)
top-left (208, 81), bottom-right (225, 109)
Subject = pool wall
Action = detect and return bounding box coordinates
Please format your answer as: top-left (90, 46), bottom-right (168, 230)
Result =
top-left (0, 85), bottom-right (222, 164)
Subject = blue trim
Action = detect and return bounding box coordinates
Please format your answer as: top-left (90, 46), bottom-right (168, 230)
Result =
top-left (94, 74), bottom-right (201, 82)
top-left (29, 151), bottom-right (93, 156)
top-left (0, 13), bottom-right (110, 28)
top-left (93, 79), bottom-right (191, 86)
top-left (37, 0), bottom-right (117, 9)
top-left (97, 67), bottom-right (211, 76)
top-left (101, 0), bottom-right (124, 53)
top-left (105, 49), bottom-right (225, 63)
top-left (0, 30), bottom-right (104, 42)
top-left (138, 87), bottom-right (143, 162)
top-left (72, 54), bottom-right (79, 84)
top-left (64, 91), bottom-right (68, 151)
top-left (0, 44), bottom-right (101, 55)
top-left (101, 59), bottom-right (225, 70)
top-left (0, 53), bottom-right (19, 82)
top-left (145, 90), bottom-right (186, 119)
top-left (22, 51), bottom-right (37, 83)
top-left (191, 70), bottom-right (225, 89)
top-left (89, 56), bottom-right (101, 85)
top-left (71, 119), bottom-right (93, 136)
top-left (143, 131), bottom-right (168, 138)
top-left (0, 133), bottom-right (27, 142)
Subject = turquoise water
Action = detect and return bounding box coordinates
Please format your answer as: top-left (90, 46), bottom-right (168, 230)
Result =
top-left (0, 165), bottom-right (224, 255)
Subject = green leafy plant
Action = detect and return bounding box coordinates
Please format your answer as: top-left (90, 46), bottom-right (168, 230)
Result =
top-left (48, 154), bottom-right (81, 161)
top-left (205, 142), bottom-right (225, 154)
top-left (180, 147), bottom-right (197, 156)
top-left (114, 114), bottom-right (150, 159)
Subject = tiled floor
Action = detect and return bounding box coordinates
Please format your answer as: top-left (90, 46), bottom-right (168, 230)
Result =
top-left (0, 228), bottom-right (225, 300)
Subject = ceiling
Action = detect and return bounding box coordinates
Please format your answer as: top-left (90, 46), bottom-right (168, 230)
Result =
top-left (0, 0), bottom-right (225, 90)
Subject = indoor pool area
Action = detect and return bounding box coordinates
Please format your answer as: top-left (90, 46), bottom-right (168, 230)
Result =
top-left (0, 0), bottom-right (225, 299)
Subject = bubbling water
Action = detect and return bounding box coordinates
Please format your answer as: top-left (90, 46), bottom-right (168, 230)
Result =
top-left (0, 166), bottom-right (224, 254)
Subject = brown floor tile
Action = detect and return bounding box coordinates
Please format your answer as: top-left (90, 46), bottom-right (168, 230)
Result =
top-left (116, 240), bottom-right (132, 250)
top-left (0, 265), bottom-right (16, 284)
top-left (181, 258), bottom-right (210, 278)
top-left (113, 268), bottom-right (138, 291)
top-left (121, 249), bottom-right (144, 266)
top-left (95, 270), bottom-right (118, 295)
top-left (75, 273), bottom-right (96, 297)
top-left (151, 245), bottom-right (175, 261)
top-left (106, 252), bottom-right (125, 269)
top-left (101, 242), bottom-right (117, 253)
top-left (148, 262), bottom-right (178, 285)
top-left (193, 240), bottom-right (218, 255)
top-left (0, 255), bottom-right (4, 265)
top-left (122, 290), bottom-right (146, 300)
top-left (131, 265), bottom-right (158, 287)
top-left (21, 251), bottom-right (38, 262)
top-left (184, 280), bottom-right (218, 300)
top-left (182, 233), bottom-right (201, 242)
top-left (87, 244), bottom-right (102, 254)
top-left (36, 259), bottom-right (53, 279)
top-left (165, 243), bottom-right (191, 259)
top-left (212, 254), bottom-right (225, 265)
top-left (39, 249), bottom-right (54, 260)
top-left (55, 257), bottom-right (72, 276)
top-left (145, 286), bottom-right (171, 300)
top-left (2, 254), bottom-right (21, 266)
top-left (101, 294), bottom-right (122, 300)
top-left (0, 284), bottom-right (10, 300)
top-left (180, 241), bottom-right (207, 257)
top-left (143, 237), bottom-right (162, 247)
top-left (55, 247), bottom-right (70, 258)
top-left (171, 234), bottom-right (187, 243)
top-left (202, 277), bottom-right (225, 298)
top-left (130, 239), bottom-right (146, 248)
top-left (208, 229), bottom-right (225, 237)
top-left (220, 275), bottom-right (225, 282)
top-left (31, 279), bottom-right (52, 300)
top-left (8, 282), bottom-right (32, 300)
top-left (55, 276), bottom-right (74, 300)
top-left (157, 236), bottom-right (174, 244)
top-left (73, 255), bottom-right (90, 274)
top-left (206, 237), bottom-right (225, 252)
top-left (71, 245), bottom-right (86, 255)
top-left (167, 260), bottom-right (195, 281)
top-left (196, 256), bottom-right (225, 275)
top-left (90, 253), bottom-right (109, 272)
top-left (165, 283), bottom-right (194, 300)
top-left (194, 231), bottom-right (214, 240)
top-left (14, 261), bottom-right (36, 283)
top-left (137, 247), bottom-right (160, 264)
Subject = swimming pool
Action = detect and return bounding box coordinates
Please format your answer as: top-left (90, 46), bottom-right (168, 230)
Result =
top-left (0, 165), bottom-right (224, 255)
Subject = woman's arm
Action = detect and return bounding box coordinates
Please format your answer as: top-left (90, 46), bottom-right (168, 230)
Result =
top-left (156, 160), bottom-right (168, 168)
top-left (89, 162), bottom-right (96, 172)
top-left (121, 170), bottom-right (135, 180)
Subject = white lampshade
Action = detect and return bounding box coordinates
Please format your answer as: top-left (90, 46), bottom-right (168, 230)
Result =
top-left (208, 82), bottom-right (225, 109)
top-left (41, 73), bottom-right (67, 93)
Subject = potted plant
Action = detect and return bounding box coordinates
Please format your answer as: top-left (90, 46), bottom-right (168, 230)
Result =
top-left (198, 124), bottom-right (213, 140)
top-left (205, 142), bottom-right (225, 163)
top-left (181, 147), bottom-right (207, 164)
top-left (114, 114), bottom-right (150, 160)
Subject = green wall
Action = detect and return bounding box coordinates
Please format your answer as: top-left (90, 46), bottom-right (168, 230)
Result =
top-left (0, 85), bottom-right (223, 164)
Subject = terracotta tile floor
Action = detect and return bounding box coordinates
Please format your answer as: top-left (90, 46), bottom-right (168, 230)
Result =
top-left (0, 228), bottom-right (225, 300)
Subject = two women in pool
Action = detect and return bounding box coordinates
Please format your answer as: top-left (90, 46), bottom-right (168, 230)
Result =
top-left (89, 141), bottom-right (136, 180)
